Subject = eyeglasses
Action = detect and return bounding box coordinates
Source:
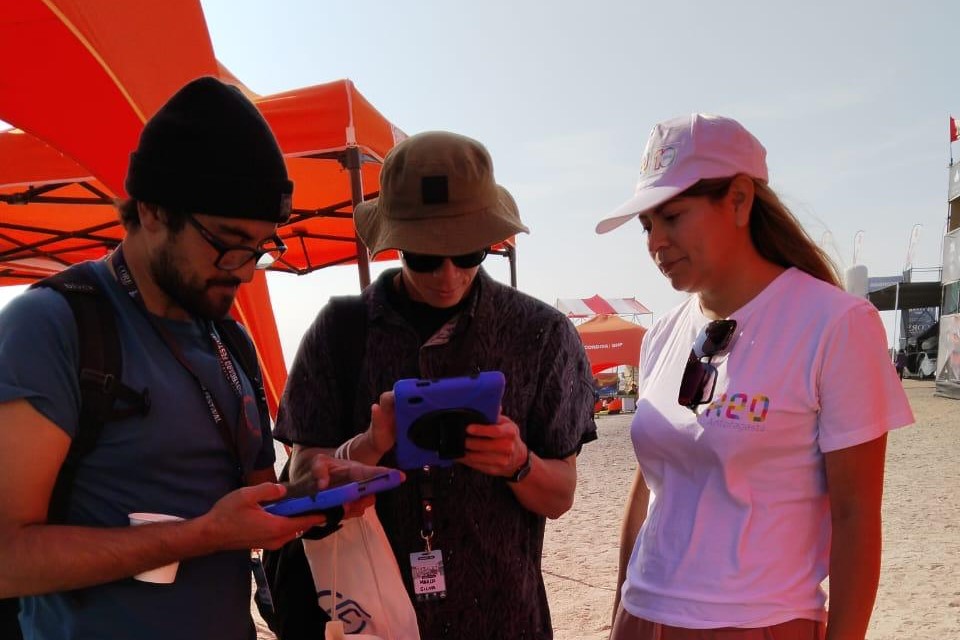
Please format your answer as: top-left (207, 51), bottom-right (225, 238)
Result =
top-left (187, 215), bottom-right (286, 271)
top-left (401, 248), bottom-right (488, 273)
top-left (677, 319), bottom-right (737, 411)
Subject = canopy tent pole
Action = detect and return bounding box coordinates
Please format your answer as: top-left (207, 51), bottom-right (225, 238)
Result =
top-left (508, 243), bottom-right (517, 288)
top-left (891, 282), bottom-right (901, 362)
top-left (344, 146), bottom-right (371, 289)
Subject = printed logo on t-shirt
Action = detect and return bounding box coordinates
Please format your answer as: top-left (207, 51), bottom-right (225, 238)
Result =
top-left (701, 392), bottom-right (770, 431)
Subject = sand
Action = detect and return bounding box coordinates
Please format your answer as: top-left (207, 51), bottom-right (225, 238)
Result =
top-left (255, 380), bottom-right (960, 639)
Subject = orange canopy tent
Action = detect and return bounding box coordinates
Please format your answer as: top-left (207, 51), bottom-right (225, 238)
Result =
top-left (0, 77), bottom-right (401, 280)
top-left (0, 0), bottom-right (408, 416)
top-left (0, 0), bottom-right (522, 415)
top-left (575, 314), bottom-right (646, 374)
top-left (0, 0), bottom-right (226, 191)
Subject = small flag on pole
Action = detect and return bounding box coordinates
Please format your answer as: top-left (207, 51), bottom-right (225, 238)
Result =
top-left (951, 115), bottom-right (959, 143)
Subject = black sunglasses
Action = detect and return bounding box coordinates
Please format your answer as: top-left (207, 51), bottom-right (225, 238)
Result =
top-left (677, 319), bottom-right (737, 411)
top-left (187, 216), bottom-right (286, 271)
top-left (401, 248), bottom-right (488, 273)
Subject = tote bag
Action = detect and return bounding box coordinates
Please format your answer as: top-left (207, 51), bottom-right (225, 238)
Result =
top-left (303, 508), bottom-right (420, 640)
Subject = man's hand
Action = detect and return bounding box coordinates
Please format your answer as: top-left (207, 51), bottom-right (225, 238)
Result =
top-left (459, 415), bottom-right (528, 478)
top-left (203, 452), bottom-right (402, 552)
top-left (199, 483), bottom-right (328, 551)
top-left (330, 390), bottom-right (398, 465)
top-left (306, 454), bottom-right (399, 519)
top-left (288, 448), bottom-right (404, 517)
top-left (366, 390), bottom-right (397, 457)
top-left (461, 414), bottom-right (578, 519)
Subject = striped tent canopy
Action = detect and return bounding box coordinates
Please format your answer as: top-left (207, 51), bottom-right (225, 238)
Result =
top-left (556, 295), bottom-right (652, 318)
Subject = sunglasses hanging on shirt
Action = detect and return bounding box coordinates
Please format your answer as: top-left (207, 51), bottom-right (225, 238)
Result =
top-left (677, 319), bottom-right (737, 411)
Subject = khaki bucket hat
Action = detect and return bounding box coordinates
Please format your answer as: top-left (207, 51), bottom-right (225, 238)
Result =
top-left (354, 131), bottom-right (529, 257)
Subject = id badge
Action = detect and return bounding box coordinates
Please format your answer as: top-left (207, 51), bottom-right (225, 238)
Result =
top-left (409, 550), bottom-right (447, 601)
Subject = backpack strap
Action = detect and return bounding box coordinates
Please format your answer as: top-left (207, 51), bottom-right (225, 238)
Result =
top-left (274, 294), bottom-right (368, 485)
top-left (31, 263), bottom-right (151, 522)
top-left (36, 265), bottom-right (152, 427)
top-left (326, 295), bottom-right (369, 434)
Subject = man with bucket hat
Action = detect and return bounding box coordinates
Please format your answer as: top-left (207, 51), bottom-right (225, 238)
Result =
top-left (277, 131), bottom-right (598, 639)
top-left (0, 76), bottom-right (383, 640)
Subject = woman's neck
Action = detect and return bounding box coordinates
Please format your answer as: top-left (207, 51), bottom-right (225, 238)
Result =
top-left (698, 259), bottom-right (786, 319)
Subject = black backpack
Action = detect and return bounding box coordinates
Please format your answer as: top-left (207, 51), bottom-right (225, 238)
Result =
top-left (1, 261), bottom-right (271, 639)
top-left (255, 295), bottom-right (368, 640)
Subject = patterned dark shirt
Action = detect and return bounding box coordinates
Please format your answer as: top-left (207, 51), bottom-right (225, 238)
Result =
top-left (275, 268), bottom-right (597, 640)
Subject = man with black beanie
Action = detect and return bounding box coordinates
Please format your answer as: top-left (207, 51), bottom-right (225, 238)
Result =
top-left (0, 77), bottom-right (383, 639)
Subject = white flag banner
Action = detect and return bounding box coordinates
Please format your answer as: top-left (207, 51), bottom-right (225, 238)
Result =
top-left (819, 230), bottom-right (833, 251)
top-left (904, 224), bottom-right (922, 272)
top-left (853, 230), bottom-right (865, 265)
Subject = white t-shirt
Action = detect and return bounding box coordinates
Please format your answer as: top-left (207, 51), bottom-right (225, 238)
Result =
top-left (621, 268), bottom-right (914, 628)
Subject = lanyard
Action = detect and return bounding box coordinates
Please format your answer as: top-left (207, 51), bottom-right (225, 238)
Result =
top-left (110, 248), bottom-right (246, 475)
top-left (416, 465), bottom-right (436, 551)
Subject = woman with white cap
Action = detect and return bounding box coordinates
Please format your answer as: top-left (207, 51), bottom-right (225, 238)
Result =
top-left (597, 114), bottom-right (913, 640)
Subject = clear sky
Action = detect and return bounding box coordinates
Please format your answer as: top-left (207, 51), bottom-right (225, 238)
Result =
top-left (3, 0), bottom-right (957, 364)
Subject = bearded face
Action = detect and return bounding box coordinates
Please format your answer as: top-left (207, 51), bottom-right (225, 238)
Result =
top-left (149, 233), bottom-right (240, 320)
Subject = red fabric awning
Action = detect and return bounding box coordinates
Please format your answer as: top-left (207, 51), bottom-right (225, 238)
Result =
top-left (0, 0), bottom-right (218, 194)
top-left (556, 295), bottom-right (652, 318)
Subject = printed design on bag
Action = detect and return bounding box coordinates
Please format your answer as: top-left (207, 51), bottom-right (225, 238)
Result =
top-left (317, 590), bottom-right (373, 634)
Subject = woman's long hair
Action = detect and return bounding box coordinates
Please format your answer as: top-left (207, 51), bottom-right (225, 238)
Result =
top-left (680, 177), bottom-right (841, 287)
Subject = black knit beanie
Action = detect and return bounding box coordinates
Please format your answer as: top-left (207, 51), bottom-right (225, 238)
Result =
top-left (125, 76), bottom-right (293, 222)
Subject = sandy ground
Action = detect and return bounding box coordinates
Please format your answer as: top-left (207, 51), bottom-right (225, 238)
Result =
top-left (255, 379), bottom-right (960, 639)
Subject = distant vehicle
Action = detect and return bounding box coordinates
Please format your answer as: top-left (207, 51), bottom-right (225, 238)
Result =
top-left (912, 351), bottom-right (937, 379)
top-left (903, 333), bottom-right (938, 380)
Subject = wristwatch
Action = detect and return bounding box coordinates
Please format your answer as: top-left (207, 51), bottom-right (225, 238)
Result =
top-left (507, 449), bottom-right (533, 483)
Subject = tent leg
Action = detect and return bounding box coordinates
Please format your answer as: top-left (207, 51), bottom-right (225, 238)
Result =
top-left (345, 146), bottom-right (371, 290)
top-left (891, 282), bottom-right (900, 362)
top-left (508, 244), bottom-right (517, 288)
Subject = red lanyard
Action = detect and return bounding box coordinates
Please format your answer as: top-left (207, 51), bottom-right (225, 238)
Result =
top-left (111, 248), bottom-right (248, 477)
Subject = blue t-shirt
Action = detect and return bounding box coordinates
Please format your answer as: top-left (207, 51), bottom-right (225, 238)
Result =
top-left (0, 260), bottom-right (274, 640)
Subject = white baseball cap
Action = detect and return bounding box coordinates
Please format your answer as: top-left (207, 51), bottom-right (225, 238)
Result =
top-left (595, 113), bottom-right (769, 234)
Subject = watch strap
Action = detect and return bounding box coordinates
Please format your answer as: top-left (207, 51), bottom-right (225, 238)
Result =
top-left (507, 449), bottom-right (532, 483)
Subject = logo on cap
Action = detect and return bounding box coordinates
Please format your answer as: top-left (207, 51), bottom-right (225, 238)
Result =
top-left (421, 176), bottom-right (450, 205)
top-left (639, 145), bottom-right (677, 175)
